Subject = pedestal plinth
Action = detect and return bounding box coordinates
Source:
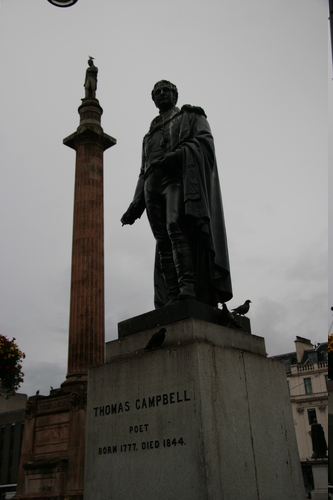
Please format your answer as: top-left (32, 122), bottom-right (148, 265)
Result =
top-left (311, 460), bottom-right (328, 499)
top-left (84, 313), bottom-right (304, 499)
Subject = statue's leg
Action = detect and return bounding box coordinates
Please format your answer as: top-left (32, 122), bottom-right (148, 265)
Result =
top-left (172, 244), bottom-right (196, 300)
top-left (85, 82), bottom-right (91, 98)
top-left (160, 252), bottom-right (180, 304)
top-left (85, 78), bottom-right (95, 98)
top-left (145, 188), bottom-right (179, 305)
top-left (166, 182), bottom-right (196, 300)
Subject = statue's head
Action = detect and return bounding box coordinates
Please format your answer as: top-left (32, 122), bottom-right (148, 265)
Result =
top-left (151, 80), bottom-right (178, 111)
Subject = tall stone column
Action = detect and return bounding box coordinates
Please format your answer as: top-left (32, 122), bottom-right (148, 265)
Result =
top-left (14, 62), bottom-right (116, 500)
top-left (63, 96), bottom-right (116, 382)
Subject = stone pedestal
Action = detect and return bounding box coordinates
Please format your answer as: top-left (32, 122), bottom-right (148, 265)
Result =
top-left (84, 312), bottom-right (304, 499)
top-left (311, 461), bottom-right (328, 500)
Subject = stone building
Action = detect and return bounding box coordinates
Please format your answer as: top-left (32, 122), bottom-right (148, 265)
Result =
top-left (271, 336), bottom-right (328, 493)
top-left (328, 378), bottom-right (333, 488)
top-left (0, 394), bottom-right (27, 499)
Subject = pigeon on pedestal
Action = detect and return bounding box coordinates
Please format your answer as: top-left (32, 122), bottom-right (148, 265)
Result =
top-left (232, 300), bottom-right (251, 316)
top-left (144, 328), bottom-right (166, 351)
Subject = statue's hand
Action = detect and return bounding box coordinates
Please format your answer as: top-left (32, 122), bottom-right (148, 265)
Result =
top-left (121, 203), bottom-right (138, 226)
top-left (121, 212), bottom-right (135, 226)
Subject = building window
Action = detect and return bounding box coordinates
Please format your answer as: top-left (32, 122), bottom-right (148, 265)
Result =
top-left (284, 359), bottom-right (291, 374)
top-left (307, 408), bottom-right (317, 425)
top-left (325, 375), bottom-right (329, 390)
top-left (304, 378), bottom-right (312, 394)
top-left (307, 351), bottom-right (317, 363)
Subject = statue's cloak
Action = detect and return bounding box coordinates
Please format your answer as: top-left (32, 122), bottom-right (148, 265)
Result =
top-left (132, 105), bottom-right (233, 308)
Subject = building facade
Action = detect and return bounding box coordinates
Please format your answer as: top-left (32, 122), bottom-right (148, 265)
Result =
top-left (0, 394), bottom-right (27, 499)
top-left (328, 379), bottom-right (333, 488)
top-left (271, 336), bottom-right (328, 493)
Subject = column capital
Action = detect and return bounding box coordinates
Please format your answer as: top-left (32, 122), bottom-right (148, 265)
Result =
top-left (63, 126), bottom-right (116, 151)
top-left (63, 96), bottom-right (116, 151)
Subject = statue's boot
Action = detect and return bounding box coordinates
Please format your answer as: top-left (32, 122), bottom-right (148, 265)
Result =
top-left (160, 253), bottom-right (180, 305)
top-left (172, 244), bottom-right (197, 300)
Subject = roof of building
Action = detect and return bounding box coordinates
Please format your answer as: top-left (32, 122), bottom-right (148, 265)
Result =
top-left (270, 342), bottom-right (328, 366)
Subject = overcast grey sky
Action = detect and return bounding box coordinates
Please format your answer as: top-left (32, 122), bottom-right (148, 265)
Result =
top-left (0, 0), bottom-right (329, 397)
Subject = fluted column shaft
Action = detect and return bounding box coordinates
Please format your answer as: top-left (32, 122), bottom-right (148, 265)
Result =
top-left (64, 99), bottom-right (116, 381)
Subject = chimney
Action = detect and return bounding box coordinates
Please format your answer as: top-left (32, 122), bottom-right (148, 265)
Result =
top-left (294, 336), bottom-right (313, 364)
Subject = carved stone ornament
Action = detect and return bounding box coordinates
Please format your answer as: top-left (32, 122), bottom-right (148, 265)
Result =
top-left (296, 407), bottom-right (304, 414)
top-left (70, 392), bottom-right (80, 411)
top-left (25, 400), bottom-right (36, 420)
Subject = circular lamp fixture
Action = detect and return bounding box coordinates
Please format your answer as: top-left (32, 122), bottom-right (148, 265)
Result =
top-left (47, 0), bottom-right (78, 6)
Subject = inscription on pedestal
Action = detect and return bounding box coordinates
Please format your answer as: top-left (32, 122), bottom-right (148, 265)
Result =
top-left (91, 389), bottom-right (192, 459)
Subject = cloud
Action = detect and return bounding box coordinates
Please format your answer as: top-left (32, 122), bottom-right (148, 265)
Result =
top-left (252, 291), bottom-right (327, 357)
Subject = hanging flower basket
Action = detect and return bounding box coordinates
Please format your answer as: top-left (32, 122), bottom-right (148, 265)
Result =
top-left (0, 335), bottom-right (25, 397)
top-left (329, 334), bottom-right (333, 380)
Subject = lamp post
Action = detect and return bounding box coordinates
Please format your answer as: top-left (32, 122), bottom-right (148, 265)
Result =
top-left (328, 0), bottom-right (333, 68)
top-left (47, 0), bottom-right (78, 6)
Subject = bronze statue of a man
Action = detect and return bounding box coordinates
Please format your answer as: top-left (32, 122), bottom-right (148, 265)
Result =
top-left (84, 57), bottom-right (98, 98)
top-left (121, 80), bottom-right (232, 308)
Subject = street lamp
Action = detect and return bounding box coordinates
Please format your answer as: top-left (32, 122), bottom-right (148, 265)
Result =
top-left (47, 0), bottom-right (78, 6)
top-left (328, 0), bottom-right (333, 68)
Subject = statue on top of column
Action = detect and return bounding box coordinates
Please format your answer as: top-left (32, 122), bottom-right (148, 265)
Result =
top-left (84, 57), bottom-right (98, 98)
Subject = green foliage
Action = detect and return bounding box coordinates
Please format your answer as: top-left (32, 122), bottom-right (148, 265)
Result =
top-left (0, 335), bottom-right (25, 397)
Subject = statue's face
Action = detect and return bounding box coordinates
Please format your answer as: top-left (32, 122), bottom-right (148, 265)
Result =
top-left (153, 83), bottom-right (176, 112)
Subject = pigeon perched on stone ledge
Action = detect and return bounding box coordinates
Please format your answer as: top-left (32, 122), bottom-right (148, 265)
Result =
top-left (232, 300), bottom-right (252, 316)
top-left (220, 303), bottom-right (242, 329)
top-left (144, 328), bottom-right (166, 351)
